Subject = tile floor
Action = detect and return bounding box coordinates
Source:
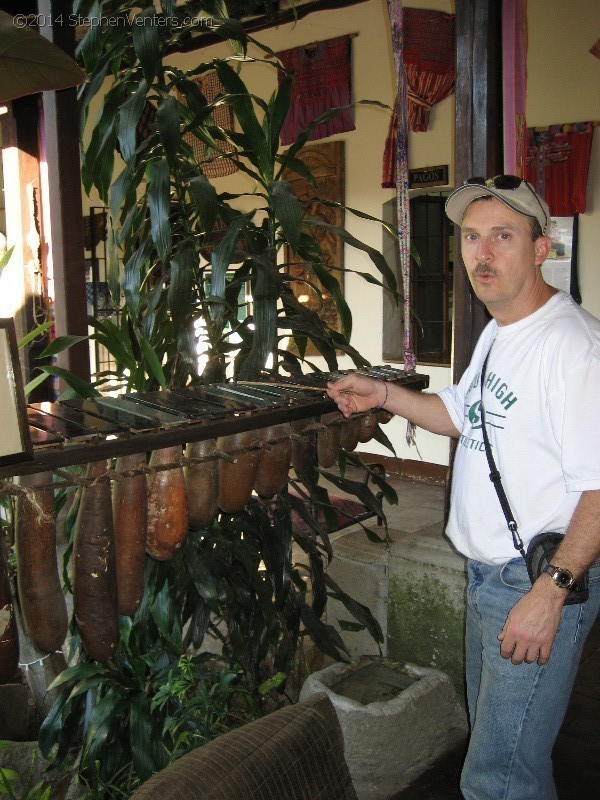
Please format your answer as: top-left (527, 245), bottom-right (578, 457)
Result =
top-left (358, 472), bottom-right (600, 800)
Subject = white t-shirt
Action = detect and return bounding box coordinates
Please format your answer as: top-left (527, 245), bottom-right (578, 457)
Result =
top-left (439, 291), bottom-right (600, 565)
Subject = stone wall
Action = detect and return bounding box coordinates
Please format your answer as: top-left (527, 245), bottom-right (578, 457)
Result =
top-left (325, 480), bottom-right (468, 705)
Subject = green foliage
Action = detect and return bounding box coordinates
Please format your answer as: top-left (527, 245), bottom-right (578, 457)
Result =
top-left (38, 465), bottom-right (388, 796)
top-left (0, 246), bottom-right (14, 275)
top-left (38, 551), bottom-right (251, 795)
top-left (151, 657), bottom-right (245, 756)
top-left (74, 0), bottom-right (399, 389)
top-left (0, 743), bottom-right (52, 800)
top-left (18, 323), bottom-right (100, 398)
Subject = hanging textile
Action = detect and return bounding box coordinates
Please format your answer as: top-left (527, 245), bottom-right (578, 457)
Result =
top-left (403, 8), bottom-right (455, 133)
top-left (277, 36), bottom-right (355, 146)
top-left (524, 122), bottom-right (595, 216)
top-left (502, 0), bottom-right (528, 175)
top-left (386, 0), bottom-right (415, 442)
top-left (381, 8), bottom-right (455, 185)
top-left (179, 71), bottom-right (238, 179)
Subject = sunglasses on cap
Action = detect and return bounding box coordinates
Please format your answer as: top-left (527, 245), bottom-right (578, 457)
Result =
top-left (465, 174), bottom-right (549, 232)
top-left (466, 175), bottom-right (524, 190)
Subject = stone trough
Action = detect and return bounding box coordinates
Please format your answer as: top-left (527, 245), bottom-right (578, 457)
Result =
top-left (300, 656), bottom-right (467, 799)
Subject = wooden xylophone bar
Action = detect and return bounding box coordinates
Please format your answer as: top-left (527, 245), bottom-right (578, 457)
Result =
top-left (1, 369), bottom-right (428, 480)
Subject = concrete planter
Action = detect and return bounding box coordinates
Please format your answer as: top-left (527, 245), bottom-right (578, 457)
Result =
top-left (300, 657), bottom-right (467, 800)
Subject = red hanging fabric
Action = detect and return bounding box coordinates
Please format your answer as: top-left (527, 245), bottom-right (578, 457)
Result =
top-left (403, 8), bottom-right (455, 132)
top-left (524, 123), bottom-right (595, 216)
top-left (277, 36), bottom-right (355, 146)
top-left (382, 8), bottom-right (455, 186)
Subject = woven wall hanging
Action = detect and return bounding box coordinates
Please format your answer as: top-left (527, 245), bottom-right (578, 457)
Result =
top-left (179, 71), bottom-right (238, 179)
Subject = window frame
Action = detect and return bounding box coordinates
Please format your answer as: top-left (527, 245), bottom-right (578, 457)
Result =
top-left (409, 192), bottom-right (453, 367)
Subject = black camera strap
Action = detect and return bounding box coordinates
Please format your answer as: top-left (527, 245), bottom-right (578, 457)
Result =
top-left (480, 345), bottom-right (526, 560)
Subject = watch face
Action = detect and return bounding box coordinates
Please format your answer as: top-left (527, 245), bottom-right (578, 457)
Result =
top-left (555, 571), bottom-right (573, 588)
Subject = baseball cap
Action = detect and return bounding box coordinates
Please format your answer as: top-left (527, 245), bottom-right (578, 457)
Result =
top-left (445, 175), bottom-right (550, 234)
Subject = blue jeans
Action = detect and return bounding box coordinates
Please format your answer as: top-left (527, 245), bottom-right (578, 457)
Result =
top-left (461, 558), bottom-right (600, 800)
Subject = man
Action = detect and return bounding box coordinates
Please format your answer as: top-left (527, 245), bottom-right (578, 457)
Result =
top-left (327, 176), bottom-right (600, 800)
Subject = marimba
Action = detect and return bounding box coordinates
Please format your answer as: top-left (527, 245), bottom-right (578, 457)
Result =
top-left (1, 367), bottom-right (428, 664)
top-left (2, 367), bottom-right (428, 479)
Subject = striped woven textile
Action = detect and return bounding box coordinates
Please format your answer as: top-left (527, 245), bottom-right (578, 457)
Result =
top-left (403, 8), bottom-right (455, 133)
top-left (524, 122), bottom-right (596, 215)
top-left (277, 36), bottom-right (355, 146)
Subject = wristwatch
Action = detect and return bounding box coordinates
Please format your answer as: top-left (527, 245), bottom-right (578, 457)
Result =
top-left (544, 564), bottom-right (576, 590)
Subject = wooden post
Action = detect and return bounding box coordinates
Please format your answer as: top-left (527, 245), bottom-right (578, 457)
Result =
top-left (38, 0), bottom-right (90, 383)
top-left (452, 0), bottom-right (504, 383)
top-left (446, 0), bottom-right (504, 517)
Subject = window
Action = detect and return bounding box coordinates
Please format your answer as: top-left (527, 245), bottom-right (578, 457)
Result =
top-left (381, 194), bottom-right (453, 367)
top-left (410, 193), bottom-right (453, 366)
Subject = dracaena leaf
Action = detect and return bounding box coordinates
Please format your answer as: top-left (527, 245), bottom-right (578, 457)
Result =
top-left (38, 335), bottom-right (88, 359)
top-left (238, 251), bottom-right (278, 379)
top-left (118, 79), bottom-right (149, 166)
top-left (147, 157), bottom-right (172, 265)
top-left (270, 180), bottom-right (302, 254)
top-left (168, 242), bottom-right (196, 327)
top-left (81, 82), bottom-right (125, 198)
top-left (189, 174), bottom-right (218, 235)
top-left (305, 217), bottom-right (398, 292)
top-left (17, 320), bottom-right (54, 349)
top-left (88, 316), bottom-right (136, 370)
top-left (324, 572), bottom-right (385, 644)
top-left (300, 604), bottom-right (350, 663)
top-left (122, 237), bottom-right (153, 314)
top-left (139, 334), bottom-right (167, 390)
top-left (157, 94), bottom-right (181, 168)
top-left (210, 214), bottom-right (250, 328)
top-left (26, 366), bottom-right (100, 398)
top-left (309, 260), bottom-right (352, 339)
top-left (265, 74), bottom-right (292, 158)
top-left (214, 61), bottom-right (270, 180)
top-left (275, 152), bottom-right (318, 186)
top-left (129, 692), bottom-right (161, 779)
top-left (132, 8), bottom-right (161, 85)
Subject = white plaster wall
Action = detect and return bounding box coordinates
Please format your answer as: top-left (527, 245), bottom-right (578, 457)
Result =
top-left (581, 130), bottom-right (600, 320)
top-left (526, 0), bottom-right (600, 319)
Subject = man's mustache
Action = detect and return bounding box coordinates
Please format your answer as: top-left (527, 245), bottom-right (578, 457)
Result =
top-left (473, 263), bottom-right (499, 277)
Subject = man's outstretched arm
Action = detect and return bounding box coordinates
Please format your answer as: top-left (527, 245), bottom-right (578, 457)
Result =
top-left (326, 374), bottom-right (460, 438)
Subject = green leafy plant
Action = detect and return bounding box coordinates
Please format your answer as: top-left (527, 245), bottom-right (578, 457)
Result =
top-left (151, 656), bottom-right (245, 756)
top-left (38, 456), bottom-right (391, 796)
top-left (74, 0), bottom-right (398, 390)
top-left (39, 556), bottom-right (250, 795)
